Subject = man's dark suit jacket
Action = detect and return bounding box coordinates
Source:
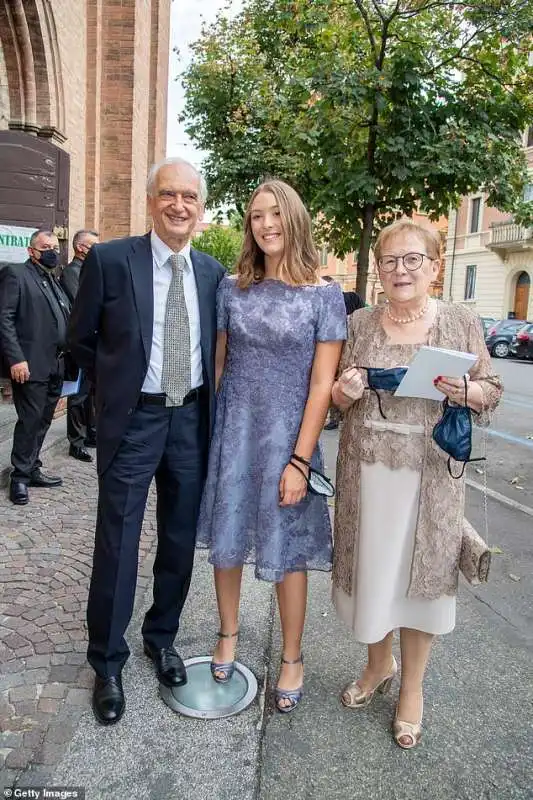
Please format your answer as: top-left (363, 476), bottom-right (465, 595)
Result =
top-left (343, 291), bottom-right (365, 316)
top-left (59, 256), bottom-right (83, 305)
top-left (0, 259), bottom-right (68, 381)
top-left (67, 232), bottom-right (225, 475)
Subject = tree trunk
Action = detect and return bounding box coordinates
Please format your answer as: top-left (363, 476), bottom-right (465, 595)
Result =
top-left (355, 203), bottom-right (375, 299)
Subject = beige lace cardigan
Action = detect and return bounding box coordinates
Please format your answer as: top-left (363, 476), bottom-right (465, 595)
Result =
top-left (332, 302), bottom-right (503, 600)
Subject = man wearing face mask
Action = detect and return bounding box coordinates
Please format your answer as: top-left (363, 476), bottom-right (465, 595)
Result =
top-left (0, 229), bottom-right (70, 504)
top-left (60, 230), bottom-right (99, 461)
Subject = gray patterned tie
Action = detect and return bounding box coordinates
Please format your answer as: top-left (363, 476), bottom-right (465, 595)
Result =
top-left (161, 253), bottom-right (191, 406)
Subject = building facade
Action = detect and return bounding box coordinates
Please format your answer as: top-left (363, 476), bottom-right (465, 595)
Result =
top-left (0, 0), bottom-right (171, 264)
top-left (443, 130), bottom-right (533, 321)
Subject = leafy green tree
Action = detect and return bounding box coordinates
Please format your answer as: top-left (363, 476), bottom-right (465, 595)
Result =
top-left (181, 0), bottom-right (533, 297)
top-left (194, 224), bottom-right (243, 272)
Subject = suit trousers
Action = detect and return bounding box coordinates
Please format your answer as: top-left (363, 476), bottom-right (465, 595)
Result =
top-left (10, 372), bottom-right (63, 482)
top-left (67, 372), bottom-right (96, 447)
top-left (86, 398), bottom-right (207, 678)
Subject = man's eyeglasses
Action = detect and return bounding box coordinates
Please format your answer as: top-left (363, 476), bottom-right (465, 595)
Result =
top-left (157, 190), bottom-right (199, 204)
top-left (33, 247), bottom-right (61, 255)
top-left (377, 252), bottom-right (435, 272)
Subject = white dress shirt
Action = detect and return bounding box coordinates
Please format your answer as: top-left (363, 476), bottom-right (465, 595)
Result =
top-left (142, 231), bottom-right (203, 394)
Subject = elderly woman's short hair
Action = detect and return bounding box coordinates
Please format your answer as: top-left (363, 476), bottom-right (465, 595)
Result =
top-left (374, 221), bottom-right (442, 261)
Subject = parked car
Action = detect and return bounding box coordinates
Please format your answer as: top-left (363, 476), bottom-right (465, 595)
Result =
top-left (480, 316), bottom-right (497, 336)
top-left (484, 319), bottom-right (529, 358)
top-left (510, 323), bottom-right (533, 360)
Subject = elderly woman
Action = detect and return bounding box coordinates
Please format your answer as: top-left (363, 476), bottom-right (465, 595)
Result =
top-left (331, 220), bottom-right (502, 749)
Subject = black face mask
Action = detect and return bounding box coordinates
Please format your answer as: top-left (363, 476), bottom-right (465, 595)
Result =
top-left (37, 249), bottom-right (59, 270)
top-left (432, 376), bottom-right (486, 479)
top-left (290, 454), bottom-right (335, 497)
top-left (355, 366), bottom-right (408, 419)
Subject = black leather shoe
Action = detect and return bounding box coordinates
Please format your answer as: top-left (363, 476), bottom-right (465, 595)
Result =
top-left (28, 470), bottom-right (62, 488)
top-left (69, 445), bottom-right (93, 462)
top-left (92, 675), bottom-right (125, 725)
top-left (9, 481), bottom-right (29, 505)
top-left (143, 643), bottom-right (187, 687)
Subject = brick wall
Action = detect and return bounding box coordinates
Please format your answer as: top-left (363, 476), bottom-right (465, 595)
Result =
top-left (0, 0), bottom-right (170, 247)
top-left (52, 0), bottom-right (87, 253)
top-left (130, 0), bottom-right (152, 234)
top-left (85, 0), bottom-right (103, 231)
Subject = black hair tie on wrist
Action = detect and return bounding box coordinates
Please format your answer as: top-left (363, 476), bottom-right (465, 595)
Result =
top-left (288, 454), bottom-right (335, 497)
top-left (291, 453), bottom-right (312, 468)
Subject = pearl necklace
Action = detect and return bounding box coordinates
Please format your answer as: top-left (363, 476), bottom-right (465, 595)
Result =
top-left (385, 298), bottom-right (429, 324)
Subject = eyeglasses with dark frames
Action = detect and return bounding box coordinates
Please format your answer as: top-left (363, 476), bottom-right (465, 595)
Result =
top-left (377, 252), bottom-right (436, 272)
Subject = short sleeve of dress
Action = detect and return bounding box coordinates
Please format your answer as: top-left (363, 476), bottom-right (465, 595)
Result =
top-left (316, 283), bottom-right (347, 342)
top-left (216, 275), bottom-right (232, 332)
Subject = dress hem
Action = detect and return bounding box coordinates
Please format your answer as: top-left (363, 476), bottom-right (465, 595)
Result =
top-left (332, 591), bottom-right (456, 643)
top-left (196, 542), bottom-right (332, 583)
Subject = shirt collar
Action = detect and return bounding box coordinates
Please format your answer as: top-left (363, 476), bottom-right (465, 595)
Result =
top-left (150, 230), bottom-right (192, 271)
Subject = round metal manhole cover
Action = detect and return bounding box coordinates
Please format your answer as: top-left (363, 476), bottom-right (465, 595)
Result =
top-left (159, 655), bottom-right (258, 719)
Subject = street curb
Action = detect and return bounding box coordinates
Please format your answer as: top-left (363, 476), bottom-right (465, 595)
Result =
top-left (0, 414), bottom-right (68, 488)
top-left (466, 478), bottom-right (533, 518)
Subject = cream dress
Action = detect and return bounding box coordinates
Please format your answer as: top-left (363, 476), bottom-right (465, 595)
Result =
top-left (333, 453), bottom-right (456, 643)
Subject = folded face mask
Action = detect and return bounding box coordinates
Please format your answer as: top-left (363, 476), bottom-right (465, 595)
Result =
top-left (366, 367), bottom-right (408, 392)
top-left (432, 376), bottom-right (486, 478)
top-left (354, 366), bottom-right (408, 418)
top-left (290, 454), bottom-right (335, 497)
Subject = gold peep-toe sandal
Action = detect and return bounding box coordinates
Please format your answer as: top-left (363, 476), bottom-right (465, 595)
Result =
top-left (341, 656), bottom-right (398, 709)
top-left (393, 697), bottom-right (423, 749)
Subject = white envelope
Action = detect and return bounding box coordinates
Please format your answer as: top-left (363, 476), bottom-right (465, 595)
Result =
top-left (394, 346), bottom-right (478, 401)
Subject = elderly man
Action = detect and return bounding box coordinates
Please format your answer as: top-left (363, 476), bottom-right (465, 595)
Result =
top-left (68, 158), bottom-right (225, 725)
top-left (60, 229), bottom-right (99, 462)
top-left (0, 229), bottom-right (69, 504)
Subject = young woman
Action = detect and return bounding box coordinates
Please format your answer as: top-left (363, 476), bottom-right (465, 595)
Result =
top-left (196, 179), bottom-right (346, 712)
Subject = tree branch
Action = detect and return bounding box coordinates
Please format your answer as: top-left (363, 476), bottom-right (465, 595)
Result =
top-left (353, 0), bottom-right (377, 60)
top-left (421, 22), bottom-right (496, 77)
top-left (458, 55), bottom-right (518, 86)
top-left (370, 0), bottom-right (385, 21)
top-left (397, 1), bottom-right (499, 18)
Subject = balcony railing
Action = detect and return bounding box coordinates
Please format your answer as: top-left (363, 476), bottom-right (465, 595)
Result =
top-left (488, 221), bottom-right (533, 252)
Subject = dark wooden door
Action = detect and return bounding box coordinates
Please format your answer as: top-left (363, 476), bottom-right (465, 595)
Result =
top-left (0, 131), bottom-right (70, 261)
top-left (514, 271), bottom-right (531, 320)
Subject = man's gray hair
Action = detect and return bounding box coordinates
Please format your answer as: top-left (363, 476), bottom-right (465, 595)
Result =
top-left (73, 229), bottom-right (99, 250)
top-left (29, 229), bottom-right (55, 248)
top-left (146, 157), bottom-right (208, 204)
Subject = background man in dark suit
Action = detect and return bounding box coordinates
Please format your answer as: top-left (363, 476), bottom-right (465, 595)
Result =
top-left (68, 158), bottom-right (225, 725)
top-left (60, 229), bottom-right (99, 462)
top-left (0, 229), bottom-right (69, 505)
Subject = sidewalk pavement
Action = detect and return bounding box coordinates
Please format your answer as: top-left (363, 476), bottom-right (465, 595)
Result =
top-left (1, 434), bottom-right (532, 799)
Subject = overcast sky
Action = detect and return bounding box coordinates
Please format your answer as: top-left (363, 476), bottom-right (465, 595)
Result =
top-left (166, 0), bottom-right (244, 168)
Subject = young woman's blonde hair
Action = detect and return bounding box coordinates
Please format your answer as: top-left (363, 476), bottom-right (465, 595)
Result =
top-left (374, 220), bottom-right (442, 262)
top-left (235, 179), bottom-right (319, 289)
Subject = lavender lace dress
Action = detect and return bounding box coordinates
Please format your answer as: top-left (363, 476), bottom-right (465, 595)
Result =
top-left (196, 275), bottom-right (346, 582)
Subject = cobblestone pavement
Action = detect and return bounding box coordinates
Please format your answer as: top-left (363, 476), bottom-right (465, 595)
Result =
top-left (0, 448), bottom-right (156, 784)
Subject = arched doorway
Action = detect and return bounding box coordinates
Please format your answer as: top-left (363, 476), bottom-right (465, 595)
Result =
top-left (0, 130), bottom-right (70, 264)
top-left (514, 271), bottom-right (531, 320)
